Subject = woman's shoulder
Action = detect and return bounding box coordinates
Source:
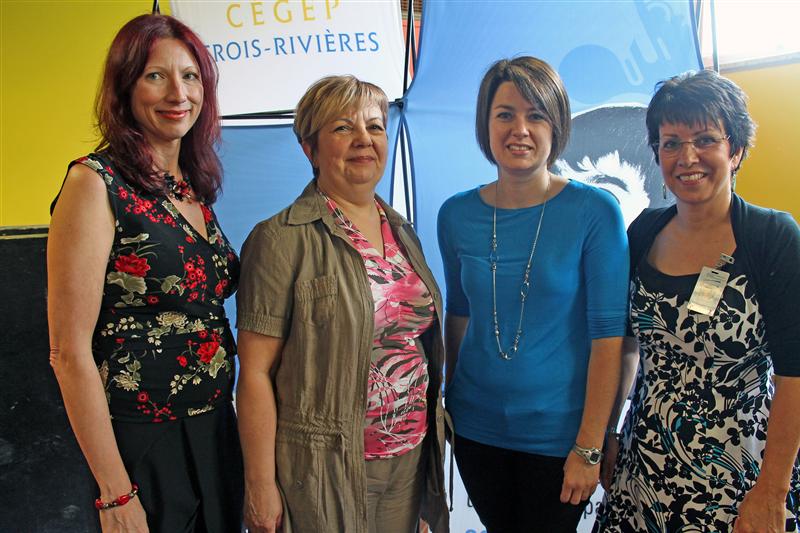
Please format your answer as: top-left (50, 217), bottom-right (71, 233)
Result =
top-left (245, 206), bottom-right (294, 241)
top-left (51, 154), bottom-right (114, 213)
top-left (563, 179), bottom-right (616, 205)
top-left (439, 186), bottom-right (482, 215)
top-left (559, 179), bottom-right (625, 222)
top-left (734, 194), bottom-right (799, 234)
top-left (242, 197), bottom-right (324, 256)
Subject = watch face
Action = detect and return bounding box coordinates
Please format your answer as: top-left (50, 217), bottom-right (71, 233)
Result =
top-left (588, 450), bottom-right (602, 464)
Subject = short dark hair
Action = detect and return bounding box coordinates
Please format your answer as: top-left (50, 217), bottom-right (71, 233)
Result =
top-left (646, 69), bottom-right (756, 173)
top-left (95, 14), bottom-right (223, 203)
top-left (475, 57), bottom-right (571, 168)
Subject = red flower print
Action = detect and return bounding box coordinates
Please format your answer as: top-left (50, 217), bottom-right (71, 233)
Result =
top-left (198, 330), bottom-right (208, 339)
top-left (186, 236), bottom-right (194, 243)
top-left (201, 205), bottom-right (213, 223)
top-left (118, 187), bottom-right (128, 200)
top-left (147, 295), bottom-right (159, 305)
top-left (164, 216), bottom-right (174, 225)
top-left (105, 165), bottom-right (114, 175)
top-left (197, 341), bottom-right (220, 363)
top-left (137, 392), bottom-right (149, 403)
top-left (116, 338), bottom-right (124, 344)
top-left (185, 262), bottom-right (195, 272)
top-left (114, 253), bottom-right (150, 277)
top-left (214, 282), bottom-right (224, 297)
top-left (176, 355), bottom-right (187, 367)
top-left (188, 292), bottom-right (199, 302)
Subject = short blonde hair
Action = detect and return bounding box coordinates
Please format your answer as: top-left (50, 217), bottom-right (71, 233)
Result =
top-left (293, 75), bottom-right (389, 160)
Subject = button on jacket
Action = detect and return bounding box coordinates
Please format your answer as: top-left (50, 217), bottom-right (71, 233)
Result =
top-left (237, 180), bottom-right (449, 532)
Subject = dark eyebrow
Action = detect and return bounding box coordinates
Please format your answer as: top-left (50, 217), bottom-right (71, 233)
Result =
top-left (590, 175), bottom-right (630, 192)
top-left (493, 104), bottom-right (541, 113)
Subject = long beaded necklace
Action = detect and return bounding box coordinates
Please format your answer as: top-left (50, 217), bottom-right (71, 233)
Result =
top-left (490, 175), bottom-right (551, 360)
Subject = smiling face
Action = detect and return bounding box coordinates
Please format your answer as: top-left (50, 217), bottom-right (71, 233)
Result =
top-left (488, 82), bottom-right (553, 181)
top-left (131, 38), bottom-right (203, 151)
top-left (303, 104), bottom-right (388, 198)
top-left (658, 121), bottom-right (742, 209)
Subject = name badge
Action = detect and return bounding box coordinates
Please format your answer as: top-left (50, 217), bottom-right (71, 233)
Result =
top-left (687, 266), bottom-right (729, 315)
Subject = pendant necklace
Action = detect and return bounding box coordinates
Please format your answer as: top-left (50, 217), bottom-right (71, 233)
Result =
top-left (163, 172), bottom-right (193, 202)
top-left (490, 174), bottom-right (550, 360)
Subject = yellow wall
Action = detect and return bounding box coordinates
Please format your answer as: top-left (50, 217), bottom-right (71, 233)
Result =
top-left (0, 4), bottom-right (798, 225)
top-left (727, 61), bottom-right (800, 218)
top-left (0, 1), bottom-right (170, 227)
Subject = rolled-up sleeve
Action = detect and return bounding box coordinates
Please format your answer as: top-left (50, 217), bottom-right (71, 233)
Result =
top-left (437, 197), bottom-right (470, 317)
top-left (583, 190), bottom-right (630, 339)
top-left (236, 222), bottom-right (292, 338)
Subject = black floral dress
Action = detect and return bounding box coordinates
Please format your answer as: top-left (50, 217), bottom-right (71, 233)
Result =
top-left (76, 153), bottom-right (239, 423)
top-left (596, 254), bottom-right (800, 532)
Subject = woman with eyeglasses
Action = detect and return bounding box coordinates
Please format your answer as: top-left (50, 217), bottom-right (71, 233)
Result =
top-left (596, 70), bottom-right (800, 532)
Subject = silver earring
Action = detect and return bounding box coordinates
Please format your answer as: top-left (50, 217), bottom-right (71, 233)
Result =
top-left (662, 182), bottom-right (667, 200)
top-left (731, 174), bottom-right (737, 191)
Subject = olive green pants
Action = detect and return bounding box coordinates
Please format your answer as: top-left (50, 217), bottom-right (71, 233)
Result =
top-left (365, 443), bottom-right (426, 533)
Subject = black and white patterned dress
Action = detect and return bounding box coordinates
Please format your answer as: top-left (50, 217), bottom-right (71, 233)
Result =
top-left (596, 253), bottom-right (800, 532)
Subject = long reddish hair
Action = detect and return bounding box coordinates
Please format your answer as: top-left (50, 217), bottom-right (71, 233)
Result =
top-left (95, 14), bottom-right (222, 203)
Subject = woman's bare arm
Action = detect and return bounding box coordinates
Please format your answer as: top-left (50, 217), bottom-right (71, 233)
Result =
top-left (237, 330), bottom-right (285, 533)
top-left (48, 164), bottom-right (148, 531)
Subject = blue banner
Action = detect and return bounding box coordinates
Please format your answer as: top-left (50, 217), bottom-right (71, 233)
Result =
top-left (404, 0), bottom-right (701, 292)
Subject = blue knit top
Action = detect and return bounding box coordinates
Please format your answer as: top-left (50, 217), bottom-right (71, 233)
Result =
top-left (437, 180), bottom-right (629, 456)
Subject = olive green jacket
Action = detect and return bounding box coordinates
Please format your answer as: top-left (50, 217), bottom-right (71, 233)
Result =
top-left (237, 181), bottom-right (449, 532)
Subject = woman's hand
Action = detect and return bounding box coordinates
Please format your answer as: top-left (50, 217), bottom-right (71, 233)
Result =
top-left (560, 451), bottom-right (600, 505)
top-left (98, 499), bottom-right (149, 533)
top-left (243, 482), bottom-right (284, 533)
top-left (732, 482), bottom-right (787, 533)
top-left (600, 434), bottom-right (620, 491)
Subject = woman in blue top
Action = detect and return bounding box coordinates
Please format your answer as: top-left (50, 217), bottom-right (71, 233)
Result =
top-left (437, 56), bottom-right (629, 532)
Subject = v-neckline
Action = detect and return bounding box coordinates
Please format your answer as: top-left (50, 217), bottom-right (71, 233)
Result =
top-left (164, 198), bottom-right (211, 245)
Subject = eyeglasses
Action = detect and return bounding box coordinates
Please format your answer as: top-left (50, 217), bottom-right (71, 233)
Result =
top-left (653, 135), bottom-right (730, 156)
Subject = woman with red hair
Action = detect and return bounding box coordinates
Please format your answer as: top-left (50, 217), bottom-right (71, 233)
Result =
top-left (48, 14), bottom-right (242, 532)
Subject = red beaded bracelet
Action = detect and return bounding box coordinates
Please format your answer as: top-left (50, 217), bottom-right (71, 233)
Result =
top-left (94, 483), bottom-right (139, 510)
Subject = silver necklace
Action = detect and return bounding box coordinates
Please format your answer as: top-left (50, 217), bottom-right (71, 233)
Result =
top-left (490, 175), bottom-right (550, 360)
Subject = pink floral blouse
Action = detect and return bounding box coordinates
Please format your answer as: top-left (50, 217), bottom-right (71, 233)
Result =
top-left (323, 194), bottom-right (434, 459)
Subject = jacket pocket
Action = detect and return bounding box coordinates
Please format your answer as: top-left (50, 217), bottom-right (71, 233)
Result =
top-left (294, 275), bottom-right (337, 326)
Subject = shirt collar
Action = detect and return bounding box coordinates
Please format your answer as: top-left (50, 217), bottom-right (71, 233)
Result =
top-left (286, 179), bottom-right (410, 229)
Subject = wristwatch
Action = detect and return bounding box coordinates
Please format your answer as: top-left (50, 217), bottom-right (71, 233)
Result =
top-left (572, 443), bottom-right (603, 465)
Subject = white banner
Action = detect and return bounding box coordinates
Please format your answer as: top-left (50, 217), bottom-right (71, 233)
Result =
top-left (171, 0), bottom-right (406, 115)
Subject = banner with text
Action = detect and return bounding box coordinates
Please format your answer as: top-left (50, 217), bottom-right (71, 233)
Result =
top-left (172, 0), bottom-right (406, 115)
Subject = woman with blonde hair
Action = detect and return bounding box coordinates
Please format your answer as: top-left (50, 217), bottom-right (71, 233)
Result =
top-left (236, 75), bottom-right (449, 533)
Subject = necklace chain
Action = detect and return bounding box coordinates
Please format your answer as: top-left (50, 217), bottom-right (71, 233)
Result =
top-left (490, 176), bottom-right (550, 360)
